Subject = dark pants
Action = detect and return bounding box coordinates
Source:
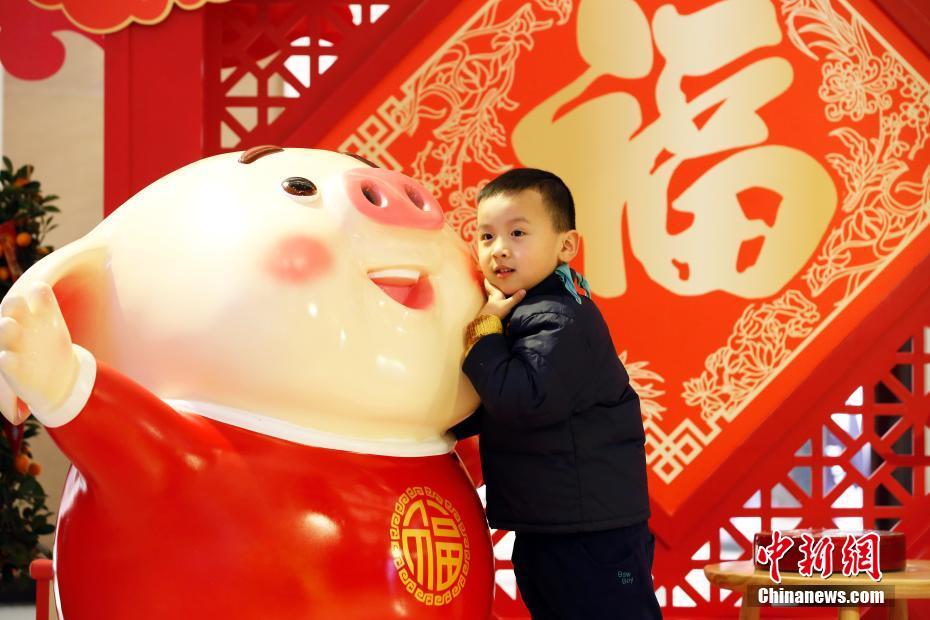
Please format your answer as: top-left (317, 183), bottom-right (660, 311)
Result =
top-left (511, 521), bottom-right (663, 620)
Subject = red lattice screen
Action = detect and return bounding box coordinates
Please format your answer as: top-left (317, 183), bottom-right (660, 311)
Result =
top-left (666, 325), bottom-right (927, 616)
top-left (202, 0), bottom-right (444, 154)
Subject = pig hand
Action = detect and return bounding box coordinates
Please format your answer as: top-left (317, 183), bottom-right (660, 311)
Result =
top-left (0, 282), bottom-right (80, 424)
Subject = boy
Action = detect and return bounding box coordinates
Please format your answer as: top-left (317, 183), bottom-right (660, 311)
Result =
top-left (452, 168), bottom-right (662, 619)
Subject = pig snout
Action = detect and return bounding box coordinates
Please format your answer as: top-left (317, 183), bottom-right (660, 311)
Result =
top-left (343, 168), bottom-right (443, 230)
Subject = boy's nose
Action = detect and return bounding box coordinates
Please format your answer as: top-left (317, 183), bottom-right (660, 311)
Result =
top-left (342, 168), bottom-right (444, 230)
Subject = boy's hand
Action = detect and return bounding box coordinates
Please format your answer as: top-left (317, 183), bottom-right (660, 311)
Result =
top-left (478, 279), bottom-right (526, 319)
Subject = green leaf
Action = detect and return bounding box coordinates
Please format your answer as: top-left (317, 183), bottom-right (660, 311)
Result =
top-left (18, 477), bottom-right (39, 496)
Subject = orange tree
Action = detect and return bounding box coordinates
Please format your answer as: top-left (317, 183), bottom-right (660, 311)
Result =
top-left (0, 157), bottom-right (57, 601)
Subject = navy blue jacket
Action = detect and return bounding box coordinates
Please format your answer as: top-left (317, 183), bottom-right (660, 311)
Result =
top-left (453, 271), bottom-right (650, 533)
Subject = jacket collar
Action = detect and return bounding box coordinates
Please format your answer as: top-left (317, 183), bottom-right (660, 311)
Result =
top-left (522, 269), bottom-right (572, 300)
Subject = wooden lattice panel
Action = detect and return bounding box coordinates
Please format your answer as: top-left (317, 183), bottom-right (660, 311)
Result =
top-left (203, 0), bottom-right (425, 153)
top-left (650, 315), bottom-right (927, 617)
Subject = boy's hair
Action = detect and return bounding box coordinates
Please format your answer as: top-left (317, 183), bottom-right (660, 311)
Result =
top-left (477, 168), bottom-right (575, 232)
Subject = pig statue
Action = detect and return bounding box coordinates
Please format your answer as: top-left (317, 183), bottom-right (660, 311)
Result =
top-left (0, 147), bottom-right (494, 619)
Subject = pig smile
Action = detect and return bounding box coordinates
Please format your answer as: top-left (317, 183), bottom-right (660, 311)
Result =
top-left (367, 267), bottom-right (434, 310)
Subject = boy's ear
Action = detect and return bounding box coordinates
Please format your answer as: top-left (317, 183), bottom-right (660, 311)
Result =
top-left (558, 229), bottom-right (581, 263)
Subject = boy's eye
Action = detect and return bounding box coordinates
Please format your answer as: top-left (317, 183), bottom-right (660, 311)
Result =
top-left (512, 230), bottom-right (525, 237)
top-left (480, 233), bottom-right (493, 241)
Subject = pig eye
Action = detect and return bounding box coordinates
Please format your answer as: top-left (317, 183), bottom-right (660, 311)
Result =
top-left (282, 177), bottom-right (319, 200)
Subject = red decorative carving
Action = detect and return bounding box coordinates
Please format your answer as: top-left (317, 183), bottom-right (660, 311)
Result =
top-left (202, 1), bottom-right (449, 154)
top-left (30, 0), bottom-right (231, 34)
top-left (0, 0), bottom-right (100, 80)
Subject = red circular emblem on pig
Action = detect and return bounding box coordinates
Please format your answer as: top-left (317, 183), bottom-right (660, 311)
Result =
top-left (264, 235), bottom-right (332, 284)
top-left (390, 487), bottom-right (470, 606)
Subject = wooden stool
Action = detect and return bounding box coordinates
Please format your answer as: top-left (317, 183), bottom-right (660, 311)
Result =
top-left (704, 560), bottom-right (930, 619)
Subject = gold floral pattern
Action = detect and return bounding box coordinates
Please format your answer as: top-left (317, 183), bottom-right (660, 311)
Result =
top-left (621, 351), bottom-right (666, 424)
top-left (445, 182), bottom-right (488, 251)
top-left (681, 291), bottom-right (820, 423)
top-left (670, 0), bottom-right (929, 481)
top-left (790, 0), bottom-right (929, 299)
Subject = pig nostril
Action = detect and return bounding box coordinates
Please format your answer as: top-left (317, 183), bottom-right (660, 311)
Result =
top-left (361, 183), bottom-right (386, 208)
top-left (404, 185), bottom-right (428, 211)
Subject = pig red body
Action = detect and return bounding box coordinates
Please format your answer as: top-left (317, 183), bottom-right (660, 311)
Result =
top-left (49, 361), bottom-right (494, 619)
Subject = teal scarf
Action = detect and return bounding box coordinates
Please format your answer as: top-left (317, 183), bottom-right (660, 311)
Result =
top-left (554, 263), bottom-right (591, 304)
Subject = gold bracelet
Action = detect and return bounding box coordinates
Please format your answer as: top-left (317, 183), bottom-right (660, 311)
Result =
top-left (464, 314), bottom-right (503, 356)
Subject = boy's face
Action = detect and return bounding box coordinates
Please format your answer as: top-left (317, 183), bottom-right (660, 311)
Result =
top-left (476, 189), bottom-right (574, 296)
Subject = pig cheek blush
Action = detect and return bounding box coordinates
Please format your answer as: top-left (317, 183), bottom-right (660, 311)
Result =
top-left (264, 235), bottom-right (333, 284)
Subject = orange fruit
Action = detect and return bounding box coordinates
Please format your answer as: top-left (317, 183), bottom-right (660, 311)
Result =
top-left (15, 232), bottom-right (32, 247)
top-left (0, 267), bottom-right (9, 281)
top-left (14, 454), bottom-right (30, 474)
top-left (28, 462), bottom-right (42, 476)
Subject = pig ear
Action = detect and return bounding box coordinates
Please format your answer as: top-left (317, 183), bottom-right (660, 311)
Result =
top-left (10, 234), bottom-right (113, 361)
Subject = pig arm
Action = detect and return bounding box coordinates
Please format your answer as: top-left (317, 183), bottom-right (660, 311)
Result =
top-left (37, 345), bottom-right (214, 492)
top-left (462, 311), bottom-right (578, 430)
